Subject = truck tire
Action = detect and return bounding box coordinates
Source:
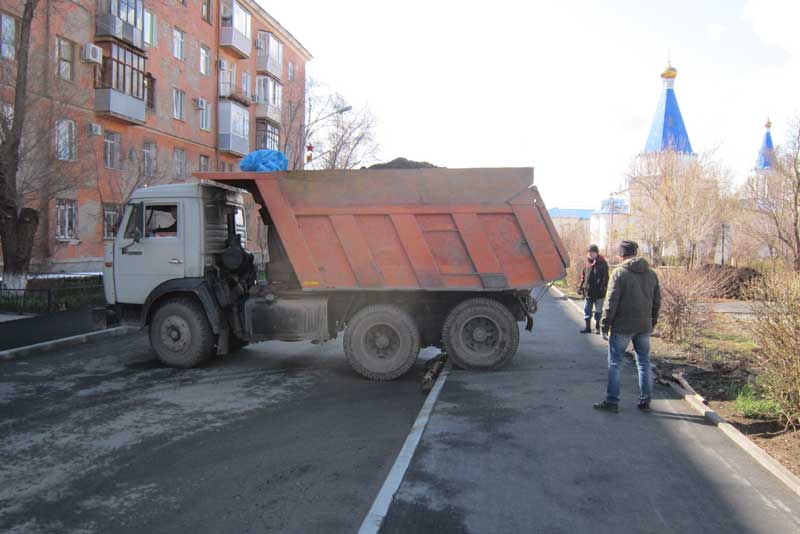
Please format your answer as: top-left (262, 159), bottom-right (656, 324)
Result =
top-left (343, 304), bottom-right (420, 381)
top-left (150, 298), bottom-right (215, 368)
top-left (442, 298), bottom-right (519, 370)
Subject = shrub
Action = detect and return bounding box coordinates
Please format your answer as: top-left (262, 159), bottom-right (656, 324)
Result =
top-left (656, 267), bottom-right (731, 343)
top-left (747, 272), bottom-right (800, 426)
top-left (733, 384), bottom-right (782, 420)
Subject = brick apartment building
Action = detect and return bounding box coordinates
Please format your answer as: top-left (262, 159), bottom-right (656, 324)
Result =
top-left (0, 0), bottom-right (310, 273)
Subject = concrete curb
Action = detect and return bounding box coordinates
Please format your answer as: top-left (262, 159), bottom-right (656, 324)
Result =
top-left (551, 284), bottom-right (800, 498)
top-left (0, 326), bottom-right (138, 362)
top-left (670, 381), bottom-right (800, 499)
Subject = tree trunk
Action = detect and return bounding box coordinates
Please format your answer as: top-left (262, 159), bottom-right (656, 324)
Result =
top-left (0, 208), bottom-right (39, 289)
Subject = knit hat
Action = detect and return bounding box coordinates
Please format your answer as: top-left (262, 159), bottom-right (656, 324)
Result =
top-left (587, 244), bottom-right (599, 253)
top-left (618, 240), bottom-right (638, 257)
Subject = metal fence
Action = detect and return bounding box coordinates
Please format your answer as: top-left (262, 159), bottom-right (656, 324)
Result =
top-left (0, 285), bottom-right (106, 315)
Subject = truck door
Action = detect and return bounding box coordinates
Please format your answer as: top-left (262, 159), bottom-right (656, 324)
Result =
top-left (114, 202), bottom-right (186, 304)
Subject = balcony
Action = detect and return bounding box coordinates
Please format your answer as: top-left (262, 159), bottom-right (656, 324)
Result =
top-left (255, 102), bottom-right (281, 124)
top-left (256, 53), bottom-right (282, 79)
top-left (220, 20), bottom-right (251, 58)
top-left (95, 88), bottom-right (146, 124)
top-left (95, 13), bottom-right (144, 50)
top-left (219, 82), bottom-right (252, 108)
top-left (218, 100), bottom-right (250, 156)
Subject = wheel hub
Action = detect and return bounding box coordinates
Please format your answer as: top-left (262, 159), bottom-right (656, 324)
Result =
top-left (364, 324), bottom-right (400, 359)
top-left (461, 316), bottom-right (500, 354)
top-left (160, 315), bottom-right (191, 352)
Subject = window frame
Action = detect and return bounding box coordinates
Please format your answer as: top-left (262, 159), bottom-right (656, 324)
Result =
top-left (142, 141), bottom-right (157, 177)
top-left (143, 9), bottom-right (156, 46)
top-left (55, 199), bottom-right (78, 241)
top-left (98, 43), bottom-right (146, 100)
top-left (199, 154), bottom-right (209, 172)
top-left (288, 61), bottom-right (295, 81)
top-left (199, 98), bottom-right (211, 131)
top-left (172, 88), bottom-right (185, 120)
top-left (56, 36), bottom-right (75, 81)
top-left (201, 0), bottom-right (211, 23)
top-left (55, 118), bottom-right (77, 161)
top-left (0, 12), bottom-right (17, 60)
top-left (103, 203), bottom-right (121, 240)
top-left (103, 131), bottom-right (122, 169)
top-left (242, 71), bottom-right (250, 98)
top-left (232, 2), bottom-right (251, 39)
top-left (173, 147), bottom-right (186, 177)
top-left (199, 44), bottom-right (210, 76)
top-left (172, 27), bottom-right (185, 60)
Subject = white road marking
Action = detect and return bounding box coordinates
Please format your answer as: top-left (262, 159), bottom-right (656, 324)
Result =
top-left (357, 362), bottom-right (452, 534)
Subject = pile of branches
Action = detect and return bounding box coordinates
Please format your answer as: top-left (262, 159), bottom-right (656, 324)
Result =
top-left (698, 264), bottom-right (762, 299)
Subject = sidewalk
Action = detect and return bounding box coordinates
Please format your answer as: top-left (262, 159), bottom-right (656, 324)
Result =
top-left (0, 312), bottom-right (30, 323)
top-left (379, 293), bottom-right (800, 534)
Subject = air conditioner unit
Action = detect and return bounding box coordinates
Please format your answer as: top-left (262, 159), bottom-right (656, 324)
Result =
top-left (87, 122), bottom-right (103, 136)
top-left (81, 43), bottom-right (103, 65)
top-left (250, 94), bottom-right (258, 102)
top-left (218, 59), bottom-right (227, 71)
top-left (254, 40), bottom-right (263, 50)
top-left (192, 98), bottom-right (206, 110)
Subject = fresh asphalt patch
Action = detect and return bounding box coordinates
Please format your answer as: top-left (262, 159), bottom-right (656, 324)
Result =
top-left (377, 293), bottom-right (800, 534)
top-left (0, 333), bottom-right (435, 533)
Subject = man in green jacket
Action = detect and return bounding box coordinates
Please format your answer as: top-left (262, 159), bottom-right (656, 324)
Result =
top-left (594, 240), bottom-right (661, 412)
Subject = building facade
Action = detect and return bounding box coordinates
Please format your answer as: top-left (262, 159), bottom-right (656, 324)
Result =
top-left (0, 0), bottom-right (310, 273)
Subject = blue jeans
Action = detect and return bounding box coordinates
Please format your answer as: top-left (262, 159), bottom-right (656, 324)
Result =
top-left (584, 297), bottom-right (604, 321)
top-left (606, 332), bottom-right (652, 404)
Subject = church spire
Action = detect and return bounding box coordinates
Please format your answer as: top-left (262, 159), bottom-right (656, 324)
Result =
top-left (644, 61), bottom-right (693, 154)
top-left (755, 119), bottom-right (775, 170)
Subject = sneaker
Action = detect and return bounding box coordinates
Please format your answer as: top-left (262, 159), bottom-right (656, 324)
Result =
top-left (637, 401), bottom-right (651, 411)
top-left (593, 401), bottom-right (619, 413)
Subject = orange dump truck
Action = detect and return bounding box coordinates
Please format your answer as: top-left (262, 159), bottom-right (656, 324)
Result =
top-left (107, 167), bottom-right (568, 379)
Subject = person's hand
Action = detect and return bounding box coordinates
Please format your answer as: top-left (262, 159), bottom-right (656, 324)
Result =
top-left (577, 287), bottom-right (584, 297)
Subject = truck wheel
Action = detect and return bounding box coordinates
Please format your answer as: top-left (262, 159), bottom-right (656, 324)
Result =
top-left (150, 298), bottom-right (215, 368)
top-left (442, 298), bottom-right (519, 370)
top-left (343, 304), bottom-right (420, 381)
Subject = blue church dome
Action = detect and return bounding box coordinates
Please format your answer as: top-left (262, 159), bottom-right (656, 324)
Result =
top-left (644, 63), bottom-right (694, 154)
top-left (755, 119), bottom-right (774, 170)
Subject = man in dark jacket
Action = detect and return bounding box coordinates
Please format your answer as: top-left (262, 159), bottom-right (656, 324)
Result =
top-left (594, 240), bottom-right (661, 412)
top-left (578, 244), bottom-right (609, 336)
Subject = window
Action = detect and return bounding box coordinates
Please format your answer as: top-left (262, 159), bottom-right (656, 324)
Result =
top-left (173, 148), bottom-right (186, 177)
top-left (55, 200), bottom-right (78, 240)
top-left (98, 43), bottom-right (146, 100)
top-left (143, 204), bottom-right (179, 238)
top-left (232, 2), bottom-right (251, 38)
top-left (104, 131), bottom-right (121, 169)
top-left (56, 37), bottom-right (74, 81)
top-left (55, 119), bottom-right (76, 161)
top-left (142, 142), bottom-right (156, 176)
top-left (267, 32), bottom-right (283, 65)
top-left (172, 28), bottom-right (185, 60)
top-left (103, 204), bottom-right (121, 239)
top-left (144, 73), bottom-right (155, 109)
top-left (242, 71), bottom-right (250, 98)
top-left (268, 77), bottom-right (282, 107)
top-left (256, 120), bottom-right (279, 151)
top-left (143, 10), bottom-right (156, 46)
top-left (199, 155), bottom-right (209, 171)
top-left (256, 30), bottom-right (267, 56)
top-left (0, 12), bottom-right (16, 60)
top-left (220, 62), bottom-right (235, 96)
top-left (200, 45), bottom-right (210, 76)
top-left (288, 61), bottom-right (295, 81)
top-left (230, 105), bottom-right (249, 139)
top-left (201, 0), bottom-right (211, 22)
top-left (255, 76), bottom-right (267, 103)
top-left (172, 88), bottom-right (185, 120)
top-left (198, 98), bottom-right (211, 131)
top-left (110, 0), bottom-right (143, 29)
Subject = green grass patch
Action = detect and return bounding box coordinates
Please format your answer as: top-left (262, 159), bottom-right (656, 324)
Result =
top-left (732, 384), bottom-right (781, 420)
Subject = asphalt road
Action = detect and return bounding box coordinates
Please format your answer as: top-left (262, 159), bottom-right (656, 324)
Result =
top-left (0, 333), bottom-right (433, 533)
top-left (379, 292), bottom-right (800, 534)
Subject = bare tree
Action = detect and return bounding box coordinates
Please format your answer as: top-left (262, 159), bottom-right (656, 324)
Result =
top-left (1, 0), bottom-right (91, 288)
top-left (628, 150), bottom-right (729, 268)
top-left (739, 120), bottom-right (800, 271)
top-left (282, 79), bottom-right (378, 171)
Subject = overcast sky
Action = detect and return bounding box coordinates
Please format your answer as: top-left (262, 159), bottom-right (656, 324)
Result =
top-left (262, 0), bottom-right (800, 210)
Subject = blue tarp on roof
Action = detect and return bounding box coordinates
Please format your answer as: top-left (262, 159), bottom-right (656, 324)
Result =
top-left (548, 208), bottom-right (594, 220)
top-left (644, 87), bottom-right (693, 154)
top-left (755, 128), bottom-right (775, 170)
